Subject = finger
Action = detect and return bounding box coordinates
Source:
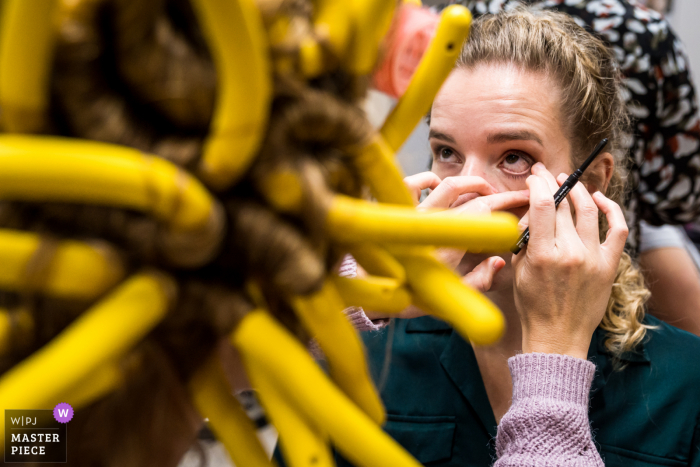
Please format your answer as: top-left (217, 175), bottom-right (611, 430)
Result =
top-left (420, 176), bottom-right (497, 209)
top-left (403, 172), bottom-right (442, 204)
top-left (546, 172), bottom-right (578, 248)
top-left (532, 163), bottom-right (561, 195)
top-left (592, 191), bottom-right (629, 265)
top-left (530, 165), bottom-right (576, 244)
top-left (534, 165), bottom-right (574, 232)
top-left (563, 175), bottom-right (600, 250)
top-left (525, 174), bottom-right (556, 251)
top-left (450, 190), bottom-right (529, 215)
top-left (518, 210), bottom-right (529, 233)
top-left (471, 189), bottom-right (530, 213)
top-left (462, 256), bottom-right (505, 293)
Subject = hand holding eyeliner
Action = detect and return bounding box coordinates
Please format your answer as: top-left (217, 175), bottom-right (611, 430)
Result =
top-left (511, 138), bottom-right (609, 255)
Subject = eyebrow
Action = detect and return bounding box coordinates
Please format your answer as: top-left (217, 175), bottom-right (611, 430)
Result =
top-left (486, 130), bottom-right (543, 146)
top-left (428, 130), bottom-right (456, 143)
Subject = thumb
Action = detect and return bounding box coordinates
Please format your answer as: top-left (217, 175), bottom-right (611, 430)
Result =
top-left (462, 256), bottom-right (505, 293)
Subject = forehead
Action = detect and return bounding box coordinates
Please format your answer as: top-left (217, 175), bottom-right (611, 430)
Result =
top-left (431, 64), bottom-right (565, 144)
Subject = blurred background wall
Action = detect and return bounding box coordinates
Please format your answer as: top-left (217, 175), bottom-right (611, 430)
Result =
top-left (667, 0), bottom-right (700, 92)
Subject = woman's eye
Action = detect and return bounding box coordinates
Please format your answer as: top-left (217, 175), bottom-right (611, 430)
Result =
top-left (502, 152), bottom-right (533, 175)
top-left (435, 146), bottom-right (458, 162)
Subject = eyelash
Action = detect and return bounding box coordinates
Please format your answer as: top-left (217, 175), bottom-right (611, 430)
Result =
top-left (431, 145), bottom-right (536, 177)
top-left (433, 146), bottom-right (460, 163)
top-left (501, 151), bottom-right (534, 179)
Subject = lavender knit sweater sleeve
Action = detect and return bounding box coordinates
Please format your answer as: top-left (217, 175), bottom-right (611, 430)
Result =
top-left (495, 353), bottom-right (603, 467)
top-left (339, 255), bottom-right (388, 331)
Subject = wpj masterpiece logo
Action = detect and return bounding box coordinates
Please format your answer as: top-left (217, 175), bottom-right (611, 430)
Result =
top-left (4, 403), bottom-right (73, 463)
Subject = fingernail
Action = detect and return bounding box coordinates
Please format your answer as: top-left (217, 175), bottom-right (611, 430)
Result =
top-left (492, 257), bottom-right (505, 271)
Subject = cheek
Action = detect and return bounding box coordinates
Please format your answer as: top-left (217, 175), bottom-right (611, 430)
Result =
top-left (489, 176), bottom-right (529, 220)
top-left (431, 163), bottom-right (459, 180)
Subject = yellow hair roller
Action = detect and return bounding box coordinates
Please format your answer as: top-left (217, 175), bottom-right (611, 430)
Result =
top-left (190, 355), bottom-right (275, 467)
top-left (251, 367), bottom-right (334, 467)
top-left (354, 136), bottom-right (417, 205)
top-left (53, 359), bottom-right (123, 411)
top-left (328, 195), bottom-right (519, 252)
top-left (332, 275), bottom-right (412, 315)
top-left (0, 309), bottom-right (10, 355)
top-left (312, 0), bottom-right (351, 72)
top-left (311, 0), bottom-right (395, 76)
top-left (344, 243), bottom-right (407, 283)
top-left (381, 5), bottom-right (472, 152)
top-left (344, 0), bottom-right (396, 75)
top-left (0, 229), bottom-right (124, 299)
top-left (391, 247), bottom-right (506, 345)
top-left (259, 172), bottom-right (518, 251)
top-left (234, 310), bottom-right (423, 467)
top-left (353, 135), bottom-right (509, 344)
top-left (0, 272), bottom-right (174, 447)
top-left (290, 280), bottom-right (385, 425)
top-left (0, 135), bottom-right (215, 231)
top-left (0, 0), bottom-right (57, 132)
top-left (191, 0), bottom-right (272, 190)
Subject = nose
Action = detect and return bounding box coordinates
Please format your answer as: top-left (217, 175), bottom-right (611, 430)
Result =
top-left (459, 156), bottom-right (487, 178)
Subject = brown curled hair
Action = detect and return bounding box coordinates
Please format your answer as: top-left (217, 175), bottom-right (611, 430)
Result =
top-left (0, 0), bottom-right (375, 464)
top-left (457, 8), bottom-right (651, 360)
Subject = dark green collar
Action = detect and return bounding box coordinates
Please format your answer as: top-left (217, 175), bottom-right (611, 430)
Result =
top-left (589, 327), bottom-right (650, 363)
top-left (406, 315), bottom-right (650, 363)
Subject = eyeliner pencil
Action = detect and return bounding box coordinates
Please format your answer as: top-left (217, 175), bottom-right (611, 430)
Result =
top-left (511, 138), bottom-right (609, 255)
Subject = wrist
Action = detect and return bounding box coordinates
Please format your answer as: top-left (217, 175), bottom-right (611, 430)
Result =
top-left (522, 331), bottom-right (591, 360)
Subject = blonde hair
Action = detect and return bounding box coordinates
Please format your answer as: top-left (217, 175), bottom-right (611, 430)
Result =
top-left (458, 8), bottom-right (651, 360)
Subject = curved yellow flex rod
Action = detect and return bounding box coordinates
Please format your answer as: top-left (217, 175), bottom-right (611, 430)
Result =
top-left (190, 355), bottom-right (274, 467)
top-left (234, 310), bottom-right (422, 467)
top-left (260, 172), bottom-right (518, 251)
top-left (0, 0), bottom-right (57, 132)
top-left (312, 0), bottom-right (352, 70)
top-left (354, 136), bottom-right (416, 205)
top-left (0, 272), bottom-right (173, 447)
top-left (0, 309), bottom-right (9, 355)
top-left (0, 135), bottom-right (215, 231)
top-left (251, 368), bottom-right (334, 467)
top-left (381, 5), bottom-right (472, 152)
top-left (53, 359), bottom-right (123, 411)
top-left (290, 280), bottom-right (385, 425)
top-left (328, 195), bottom-right (519, 252)
top-left (345, 243), bottom-right (406, 283)
top-left (353, 135), bottom-right (507, 344)
top-left (311, 0), bottom-right (395, 76)
top-left (391, 247), bottom-right (505, 345)
top-left (345, 0), bottom-right (396, 75)
top-left (191, 0), bottom-right (271, 190)
top-left (332, 276), bottom-right (411, 315)
top-left (0, 229), bottom-right (124, 299)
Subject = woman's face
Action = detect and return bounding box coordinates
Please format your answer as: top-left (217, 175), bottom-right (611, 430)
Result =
top-left (430, 63), bottom-right (573, 219)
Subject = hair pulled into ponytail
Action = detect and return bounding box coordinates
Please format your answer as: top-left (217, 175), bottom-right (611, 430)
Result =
top-left (458, 7), bottom-right (651, 360)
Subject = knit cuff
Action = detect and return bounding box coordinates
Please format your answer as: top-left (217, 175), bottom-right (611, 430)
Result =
top-left (345, 306), bottom-right (389, 332)
top-left (508, 353), bottom-right (595, 407)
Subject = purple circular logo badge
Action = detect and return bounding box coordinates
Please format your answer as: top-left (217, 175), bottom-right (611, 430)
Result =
top-left (53, 403), bottom-right (73, 423)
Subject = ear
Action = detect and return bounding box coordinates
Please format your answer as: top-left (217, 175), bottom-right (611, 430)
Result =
top-left (583, 151), bottom-right (614, 194)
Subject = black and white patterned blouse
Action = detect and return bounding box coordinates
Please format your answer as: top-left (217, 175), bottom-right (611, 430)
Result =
top-left (443, 0), bottom-right (700, 237)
